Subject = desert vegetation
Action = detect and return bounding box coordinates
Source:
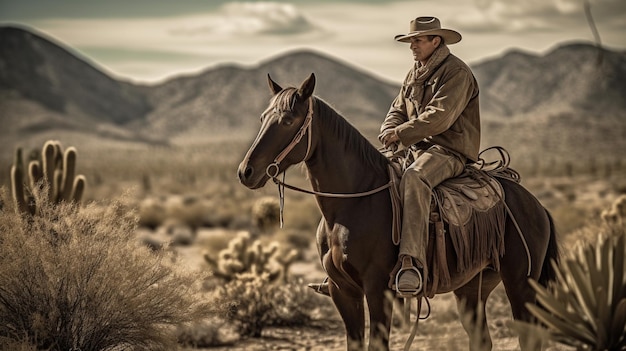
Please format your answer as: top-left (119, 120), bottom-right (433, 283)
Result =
top-left (1, 138), bottom-right (625, 350)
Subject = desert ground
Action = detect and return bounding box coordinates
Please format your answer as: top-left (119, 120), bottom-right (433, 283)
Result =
top-left (1, 136), bottom-right (624, 351)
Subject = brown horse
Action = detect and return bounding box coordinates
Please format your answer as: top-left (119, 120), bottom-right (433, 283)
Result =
top-left (237, 73), bottom-right (559, 351)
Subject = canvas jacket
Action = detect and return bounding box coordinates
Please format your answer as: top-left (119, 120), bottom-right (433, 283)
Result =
top-left (381, 53), bottom-right (480, 162)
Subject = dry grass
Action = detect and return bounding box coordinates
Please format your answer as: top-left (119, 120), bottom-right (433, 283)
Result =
top-left (0, 188), bottom-right (206, 351)
top-left (2, 138), bottom-right (625, 350)
top-left (209, 273), bottom-right (322, 338)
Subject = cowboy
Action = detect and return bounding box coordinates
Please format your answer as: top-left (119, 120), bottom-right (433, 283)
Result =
top-left (380, 16), bottom-right (480, 296)
top-left (309, 16), bottom-right (480, 297)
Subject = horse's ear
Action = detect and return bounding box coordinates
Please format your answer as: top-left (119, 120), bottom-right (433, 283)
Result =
top-left (297, 73), bottom-right (315, 100)
top-left (267, 74), bottom-right (283, 95)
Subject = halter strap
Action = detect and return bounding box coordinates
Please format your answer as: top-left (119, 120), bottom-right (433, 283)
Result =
top-left (266, 97), bottom-right (314, 178)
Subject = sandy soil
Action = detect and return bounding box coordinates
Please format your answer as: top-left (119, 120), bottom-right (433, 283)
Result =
top-left (172, 230), bottom-right (575, 351)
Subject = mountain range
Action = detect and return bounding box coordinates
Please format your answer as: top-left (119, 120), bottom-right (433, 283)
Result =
top-left (1, 26), bottom-right (625, 163)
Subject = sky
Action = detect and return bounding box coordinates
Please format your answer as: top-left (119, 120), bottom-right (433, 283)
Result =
top-left (1, 0), bottom-right (625, 84)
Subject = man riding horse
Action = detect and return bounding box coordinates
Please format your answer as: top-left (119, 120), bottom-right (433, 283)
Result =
top-left (239, 16), bottom-right (559, 350)
top-left (312, 16), bottom-right (480, 297)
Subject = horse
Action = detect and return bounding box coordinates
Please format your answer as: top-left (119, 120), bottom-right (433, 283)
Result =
top-left (237, 73), bottom-right (559, 351)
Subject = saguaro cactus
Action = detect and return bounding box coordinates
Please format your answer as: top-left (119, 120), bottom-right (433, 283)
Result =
top-left (10, 140), bottom-right (86, 216)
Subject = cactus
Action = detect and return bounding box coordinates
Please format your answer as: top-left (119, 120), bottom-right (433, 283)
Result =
top-left (510, 196), bottom-right (626, 350)
top-left (204, 231), bottom-right (298, 283)
top-left (10, 140), bottom-right (86, 216)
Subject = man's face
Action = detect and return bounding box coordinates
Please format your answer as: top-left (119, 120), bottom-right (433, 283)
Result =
top-left (410, 36), bottom-right (440, 63)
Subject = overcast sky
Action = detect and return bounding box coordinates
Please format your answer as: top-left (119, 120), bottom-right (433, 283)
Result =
top-left (1, 0), bottom-right (624, 83)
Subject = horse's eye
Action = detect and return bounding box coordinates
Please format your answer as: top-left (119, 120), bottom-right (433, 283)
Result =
top-left (281, 116), bottom-right (295, 127)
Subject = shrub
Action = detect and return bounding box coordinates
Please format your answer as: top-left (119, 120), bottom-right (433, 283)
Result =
top-left (251, 196), bottom-right (280, 233)
top-left (211, 273), bottom-right (318, 338)
top-left (0, 190), bottom-right (203, 351)
top-left (602, 195), bottom-right (626, 226)
top-left (176, 316), bottom-right (238, 348)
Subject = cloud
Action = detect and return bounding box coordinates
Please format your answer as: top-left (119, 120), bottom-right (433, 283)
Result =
top-left (169, 2), bottom-right (319, 37)
top-left (454, 0), bottom-right (626, 34)
top-left (9, 0), bottom-right (623, 83)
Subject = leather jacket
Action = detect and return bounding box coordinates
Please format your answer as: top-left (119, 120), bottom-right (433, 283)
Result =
top-left (381, 53), bottom-right (481, 162)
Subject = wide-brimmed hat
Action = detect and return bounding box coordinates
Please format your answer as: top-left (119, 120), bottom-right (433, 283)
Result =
top-left (394, 16), bottom-right (461, 44)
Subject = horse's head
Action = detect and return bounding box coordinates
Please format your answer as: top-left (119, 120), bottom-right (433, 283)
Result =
top-left (237, 73), bottom-right (316, 189)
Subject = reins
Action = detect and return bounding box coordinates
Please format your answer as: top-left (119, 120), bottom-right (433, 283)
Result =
top-left (265, 97), bottom-right (394, 227)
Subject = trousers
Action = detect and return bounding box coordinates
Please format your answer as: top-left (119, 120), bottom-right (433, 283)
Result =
top-left (398, 146), bottom-right (466, 265)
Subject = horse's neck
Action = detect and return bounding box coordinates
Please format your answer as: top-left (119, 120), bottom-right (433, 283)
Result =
top-left (304, 117), bottom-right (388, 212)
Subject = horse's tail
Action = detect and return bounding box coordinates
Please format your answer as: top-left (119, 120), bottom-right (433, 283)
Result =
top-left (538, 209), bottom-right (560, 287)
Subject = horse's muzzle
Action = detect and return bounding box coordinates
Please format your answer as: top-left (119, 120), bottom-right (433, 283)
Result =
top-left (237, 162), bottom-right (265, 189)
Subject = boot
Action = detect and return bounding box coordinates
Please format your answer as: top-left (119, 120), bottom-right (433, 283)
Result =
top-left (395, 255), bottom-right (423, 296)
top-left (307, 276), bottom-right (330, 297)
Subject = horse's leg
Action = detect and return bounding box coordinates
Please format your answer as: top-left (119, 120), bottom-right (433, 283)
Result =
top-left (453, 269), bottom-right (501, 351)
top-left (329, 283), bottom-right (366, 351)
top-left (500, 239), bottom-right (547, 351)
top-left (499, 183), bottom-right (554, 351)
top-left (364, 279), bottom-right (393, 351)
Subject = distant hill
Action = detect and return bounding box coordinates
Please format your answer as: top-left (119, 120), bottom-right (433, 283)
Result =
top-left (0, 26), bottom-right (158, 148)
top-left (1, 25), bottom-right (625, 164)
top-left (472, 42), bottom-right (626, 118)
top-left (140, 49), bottom-right (399, 141)
top-left (470, 42), bottom-right (626, 166)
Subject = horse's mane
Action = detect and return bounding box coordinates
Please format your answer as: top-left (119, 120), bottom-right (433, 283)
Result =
top-left (313, 96), bottom-right (390, 175)
top-left (271, 88), bottom-right (389, 175)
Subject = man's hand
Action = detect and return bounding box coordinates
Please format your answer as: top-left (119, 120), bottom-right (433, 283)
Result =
top-left (379, 129), bottom-right (400, 148)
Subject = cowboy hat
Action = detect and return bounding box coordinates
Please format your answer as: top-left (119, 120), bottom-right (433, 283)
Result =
top-left (394, 16), bottom-right (461, 44)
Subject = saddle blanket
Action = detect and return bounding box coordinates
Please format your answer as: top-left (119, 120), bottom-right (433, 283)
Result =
top-left (427, 169), bottom-right (507, 295)
top-left (388, 165), bottom-right (508, 297)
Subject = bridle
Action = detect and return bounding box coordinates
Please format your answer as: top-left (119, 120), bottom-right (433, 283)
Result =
top-left (265, 96), bottom-right (314, 179)
top-left (262, 96), bottom-right (393, 226)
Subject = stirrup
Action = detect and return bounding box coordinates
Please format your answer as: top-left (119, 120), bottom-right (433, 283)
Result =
top-left (395, 257), bottom-right (423, 297)
top-left (307, 276), bottom-right (330, 297)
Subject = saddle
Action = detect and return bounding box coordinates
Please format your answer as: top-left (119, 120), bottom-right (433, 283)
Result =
top-left (388, 154), bottom-right (517, 297)
top-left (427, 169), bottom-right (507, 294)
top-left (433, 170), bottom-right (504, 227)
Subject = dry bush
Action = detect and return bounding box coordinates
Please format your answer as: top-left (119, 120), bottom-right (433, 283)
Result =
top-left (211, 273), bottom-right (319, 338)
top-left (176, 316), bottom-right (239, 348)
top-left (602, 194), bottom-right (626, 226)
top-left (138, 195), bottom-right (168, 229)
top-left (0, 338), bottom-right (37, 351)
top-left (251, 196), bottom-right (280, 233)
top-left (139, 195), bottom-right (212, 230)
top-left (0, 190), bottom-right (204, 351)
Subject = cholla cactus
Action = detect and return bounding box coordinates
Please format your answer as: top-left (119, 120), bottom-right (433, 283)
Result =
top-left (10, 140), bottom-right (86, 216)
top-left (524, 228), bottom-right (626, 350)
top-left (213, 271), bottom-right (316, 338)
top-left (204, 232), bottom-right (297, 283)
